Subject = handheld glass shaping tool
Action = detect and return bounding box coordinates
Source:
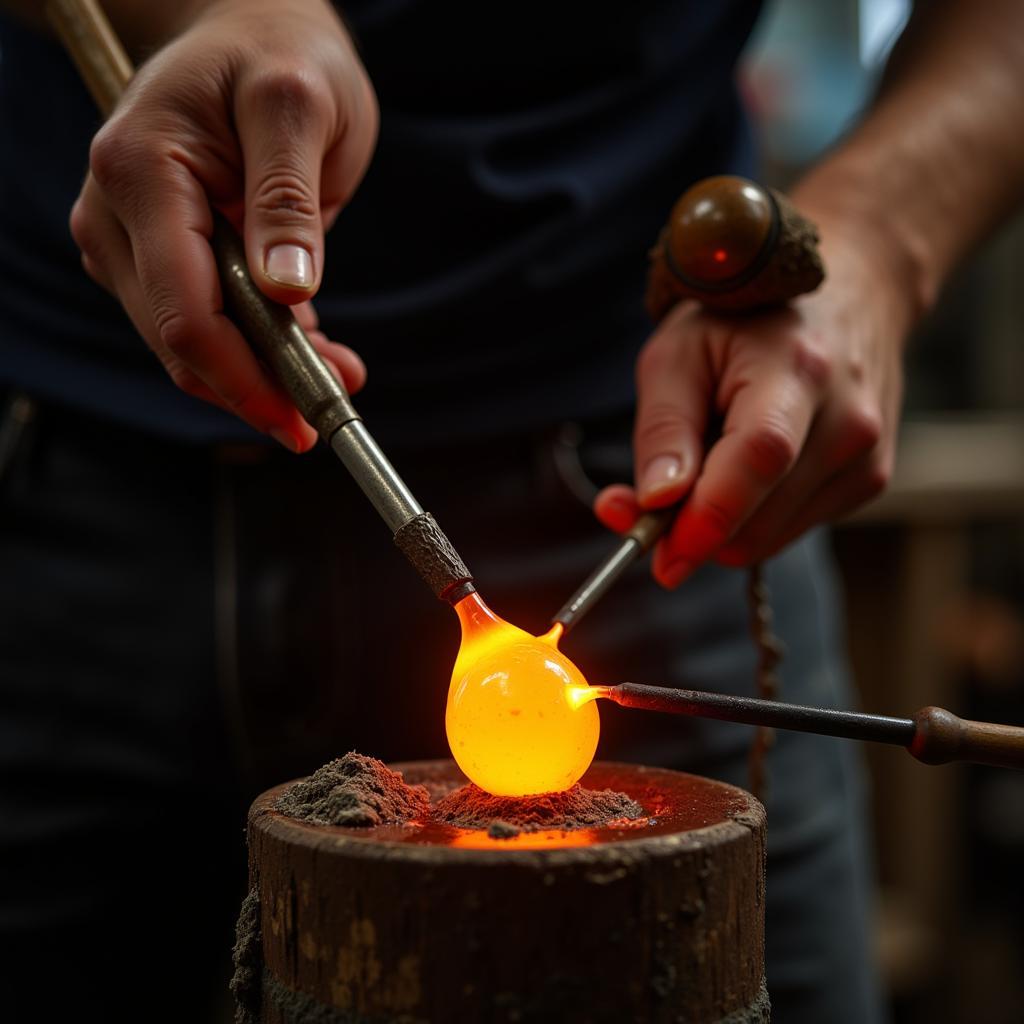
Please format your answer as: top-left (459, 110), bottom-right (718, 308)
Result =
top-left (552, 175), bottom-right (827, 633)
top-left (552, 507), bottom-right (675, 632)
top-left (583, 683), bottom-right (1024, 771)
top-left (48, 0), bottom-right (475, 607)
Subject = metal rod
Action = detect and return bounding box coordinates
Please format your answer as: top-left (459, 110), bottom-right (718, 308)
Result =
top-left (330, 421), bottom-right (422, 533)
top-left (603, 682), bottom-right (917, 746)
top-left (553, 506), bottom-right (675, 631)
top-left (600, 683), bottom-right (1024, 770)
top-left (552, 535), bottom-right (641, 632)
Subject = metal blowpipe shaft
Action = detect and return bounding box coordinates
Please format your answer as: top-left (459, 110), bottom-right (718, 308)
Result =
top-left (600, 682), bottom-right (1024, 771)
top-left (48, 0), bottom-right (474, 604)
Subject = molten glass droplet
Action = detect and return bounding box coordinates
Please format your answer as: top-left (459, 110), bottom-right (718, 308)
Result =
top-left (447, 593), bottom-right (600, 797)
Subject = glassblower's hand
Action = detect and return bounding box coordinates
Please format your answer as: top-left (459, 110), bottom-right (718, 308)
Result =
top-left (70, 0), bottom-right (377, 451)
top-left (595, 216), bottom-right (910, 587)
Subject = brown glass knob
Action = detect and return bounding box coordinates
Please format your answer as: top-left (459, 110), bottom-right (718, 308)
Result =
top-left (665, 175), bottom-right (775, 287)
top-left (645, 176), bottom-right (824, 319)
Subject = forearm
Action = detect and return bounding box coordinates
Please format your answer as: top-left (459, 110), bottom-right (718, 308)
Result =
top-left (793, 0), bottom-right (1024, 321)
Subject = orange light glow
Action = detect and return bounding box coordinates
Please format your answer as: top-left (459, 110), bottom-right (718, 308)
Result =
top-left (566, 684), bottom-right (608, 710)
top-left (713, 247), bottom-right (729, 263)
top-left (446, 593), bottom-right (600, 797)
top-left (449, 827), bottom-right (596, 850)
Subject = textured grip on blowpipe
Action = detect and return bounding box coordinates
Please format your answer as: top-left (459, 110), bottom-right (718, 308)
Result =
top-left (393, 513), bottom-right (475, 604)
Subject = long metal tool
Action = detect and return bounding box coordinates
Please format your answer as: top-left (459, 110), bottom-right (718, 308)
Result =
top-left (552, 507), bottom-right (675, 632)
top-left (48, 0), bottom-right (474, 605)
top-left (598, 682), bottom-right (1024, 770)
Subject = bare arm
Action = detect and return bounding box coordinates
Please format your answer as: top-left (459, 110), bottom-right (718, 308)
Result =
top-left (601, 0), bottom-right (1024, 583)
top-left (796, 0), bottom-right (1024, 314)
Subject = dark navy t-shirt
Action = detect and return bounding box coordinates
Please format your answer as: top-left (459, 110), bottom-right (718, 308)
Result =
top-left (0, 2), bottom-right (762, 445)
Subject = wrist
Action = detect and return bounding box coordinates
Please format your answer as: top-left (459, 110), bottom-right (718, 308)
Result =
top-left (792, 167), bottom-right (933, 334)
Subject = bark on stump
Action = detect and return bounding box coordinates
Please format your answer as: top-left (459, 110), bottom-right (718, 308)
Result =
top-left (246, 760), bottom-right (768, 1024)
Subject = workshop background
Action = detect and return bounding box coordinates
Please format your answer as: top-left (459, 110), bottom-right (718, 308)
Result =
top-left (743, 2), bottom-right (1024, 1022)
top-left (5, 1), bottom-right (1018, 1021)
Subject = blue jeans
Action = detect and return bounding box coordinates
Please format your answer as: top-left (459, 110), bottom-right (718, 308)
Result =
top-left (0, 396), bottom-right (885, 1022)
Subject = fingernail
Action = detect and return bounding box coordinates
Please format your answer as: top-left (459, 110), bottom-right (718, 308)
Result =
top-left (265, 244), bottom-right (313, 288)
top-left (661, 558), bottom-right (694, 589)
top-left (639, 454), bottom-right (682, 501)
top-left (270, 428), bottom-right (300, 453)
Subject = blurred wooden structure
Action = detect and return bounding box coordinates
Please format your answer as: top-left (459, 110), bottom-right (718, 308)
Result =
top-left (834, 415), bottom-right (1024, 1017)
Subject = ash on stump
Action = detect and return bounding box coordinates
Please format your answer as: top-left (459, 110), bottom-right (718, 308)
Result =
top-left (243, 760), bottom-right (768, 1024)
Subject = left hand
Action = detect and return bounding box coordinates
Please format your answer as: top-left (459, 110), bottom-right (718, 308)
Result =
top-left (594, 213), bottom-right (913, 588)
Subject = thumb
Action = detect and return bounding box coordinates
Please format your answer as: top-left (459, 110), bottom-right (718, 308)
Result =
top-left (237, 71), bottom-right (330, 304)
top-left (632, 321), bottom-right (709, 508)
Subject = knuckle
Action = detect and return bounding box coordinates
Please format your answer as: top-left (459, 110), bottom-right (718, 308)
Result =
top-left (89, 121), bottom-right (141, 194)
top-left (790, 333), bottom-right (832, 390)
top-left (358, 75), bottom-right (381, 142)
top-left (863, 454), bottom-right (893, 498)
top-left (844, 402), bottom-right (884, 452)
top-left (248, 66), bottom-right (325, 120)
top-left (250, 170), bottom-right (319, 222)
top-left (844, 350), bottom-right (867, 386)
top-left (89, 120), bottom-right (167, 223)
top-left (157, 312), bottom-right (195, 360)
top-left (743, 420), bottom-right (799, 480)
top-left (88, 125), bottom-right (120, 186)
top-left (79, 253), bottom-right (105, 289)
top-left (69, 199), bottom-right (97, 254)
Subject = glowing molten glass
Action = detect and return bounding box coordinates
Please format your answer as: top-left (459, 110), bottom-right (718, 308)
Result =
top-left (446, 593), bottom-right (600, 797)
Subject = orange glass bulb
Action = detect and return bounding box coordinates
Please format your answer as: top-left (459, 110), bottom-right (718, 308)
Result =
top-left (446, 593), bottom-right (600, 797)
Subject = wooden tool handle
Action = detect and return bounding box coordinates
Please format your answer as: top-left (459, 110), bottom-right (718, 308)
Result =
top-left (48, 0), bottom-right (131, 118)
top-left (909, 706), bottom-right (1024, 770)
top-left (47, 0), bottom-right (359, 442)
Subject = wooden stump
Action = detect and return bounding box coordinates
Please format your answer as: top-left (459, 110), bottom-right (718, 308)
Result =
top-left (244, 761), bottom-right (768, 1024)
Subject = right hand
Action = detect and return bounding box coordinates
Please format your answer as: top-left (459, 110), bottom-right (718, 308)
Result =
top-left (70, 0), bottom-right (377, 451)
